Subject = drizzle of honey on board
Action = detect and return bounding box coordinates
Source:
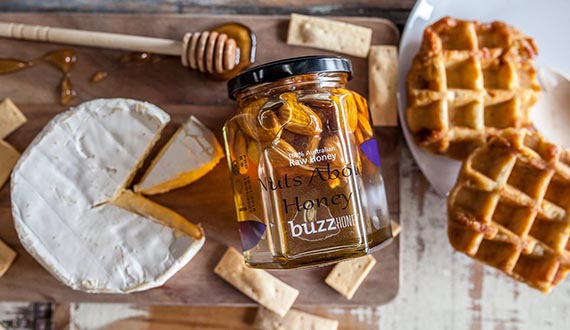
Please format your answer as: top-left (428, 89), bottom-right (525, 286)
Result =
top-left (0, 49), bottom-right (77, 105)
top-left (89, 52), bottom-right (160, 84)
top-left (0, 24), bottom-right (255, 103)
top-left (119, 52), bottom-right (161, 64)
top-left (89, 71), bottom-right (108, 83)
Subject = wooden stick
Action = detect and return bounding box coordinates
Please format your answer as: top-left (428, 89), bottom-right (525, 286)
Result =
top-left (0, 22), bottom-right (182, 56)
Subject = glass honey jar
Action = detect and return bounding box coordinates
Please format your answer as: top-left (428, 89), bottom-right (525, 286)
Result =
top-left (224, 56), bottom-right (393, 269)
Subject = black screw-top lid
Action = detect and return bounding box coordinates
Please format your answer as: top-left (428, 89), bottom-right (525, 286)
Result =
top-left (227, 56), bottom-right (353, 100)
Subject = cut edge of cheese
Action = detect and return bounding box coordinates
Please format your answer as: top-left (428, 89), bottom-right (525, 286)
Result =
top-left (0, 239), bottom-right (17, 278)
top-left (0, 98), bottom-right (27, 139)
top-left (112, 189), bottom-right (204, 241)
top-left (108, 190), bottom-right (206, 293)
top-left (135, 115), bottom-right (224, 195)
top-left (0, 140), bottom-right (20, 190)
top-left (119, 102), bottom-right (171, 199)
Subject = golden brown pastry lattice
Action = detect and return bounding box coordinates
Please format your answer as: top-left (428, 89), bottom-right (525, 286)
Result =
top-left (448, 129), bottom-right (570, 292)
top-left (406, 17), bottom-right (541, 159)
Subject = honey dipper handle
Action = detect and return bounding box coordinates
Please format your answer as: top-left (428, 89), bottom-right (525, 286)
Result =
top-left (0, 22), bottom-right (182, 56)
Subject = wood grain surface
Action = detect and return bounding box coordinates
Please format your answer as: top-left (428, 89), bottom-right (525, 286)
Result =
top-left (0, 13), bottom-right (400, 306)
top-left (1, 1), bottom-right (570, 330)
top-left (0, 0), bottom-right (415, 27)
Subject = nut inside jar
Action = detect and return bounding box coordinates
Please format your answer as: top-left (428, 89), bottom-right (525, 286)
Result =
top-left (225, 57), bottom-right (392, 269)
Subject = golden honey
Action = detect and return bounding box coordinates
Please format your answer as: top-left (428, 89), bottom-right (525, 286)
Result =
top-left (225, 56), bottom-right (392, 269)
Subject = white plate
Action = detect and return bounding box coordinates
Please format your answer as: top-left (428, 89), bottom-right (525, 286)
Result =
top-left (397, 0), bottom-right (570, 196)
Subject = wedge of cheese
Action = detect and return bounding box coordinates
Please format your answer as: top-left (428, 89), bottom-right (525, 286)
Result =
top-left (135, 115), bottom-right (224, 195)
top-left (113, 189), bottom-right (203, 240)
top-left (11, 99), bottom-right (205, 293)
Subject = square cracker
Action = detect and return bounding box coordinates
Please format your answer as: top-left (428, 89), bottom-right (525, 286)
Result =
top-left (214, 247), bottom-right (299, 317)
top-left (369, 46), bottom-right (398, 126)
top-left (391, 220), bottom-right (401, 237)
top-left (0, 98), bottom-right (27, 139)
top-left (253, 307), bottom-right (338, 330)
top-left (325, 254), bottom-right (376, 299)
top-left (0, 239), bottom-right (17, 278)
top-left (0, 140), bottom-right (20, 190)
top-left (287, 14), bottom-right (372, 58)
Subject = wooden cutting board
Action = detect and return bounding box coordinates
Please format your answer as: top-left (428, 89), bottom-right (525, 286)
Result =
top-left (0, 13), bottom-right (400, 306)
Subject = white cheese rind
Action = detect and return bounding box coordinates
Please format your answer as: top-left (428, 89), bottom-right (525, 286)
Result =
top-left (11, 98), bottom-right (205, 293)
top-left (135, 115), bottom-right (224, 194)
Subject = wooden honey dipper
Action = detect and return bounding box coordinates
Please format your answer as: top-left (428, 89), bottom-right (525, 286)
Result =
top-left (0, 21), bottom-right (256, 80)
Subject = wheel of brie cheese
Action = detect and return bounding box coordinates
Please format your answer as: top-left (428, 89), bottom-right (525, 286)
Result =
top-left (11, 99), bottom-right (205, 293)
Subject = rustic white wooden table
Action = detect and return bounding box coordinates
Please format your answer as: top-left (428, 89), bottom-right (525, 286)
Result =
top-left (1, 1), bottom-right (569, 329)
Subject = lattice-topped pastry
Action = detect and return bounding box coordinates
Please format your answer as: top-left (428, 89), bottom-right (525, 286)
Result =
top-left (448, 129), bottom-right (570, 292)
top-left (406, 17), bottom-right (541, 159)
